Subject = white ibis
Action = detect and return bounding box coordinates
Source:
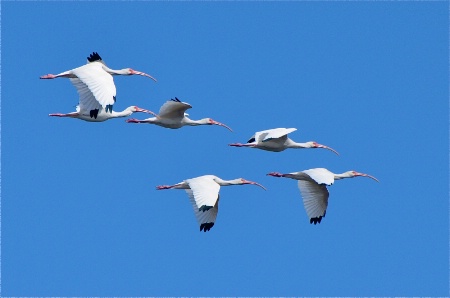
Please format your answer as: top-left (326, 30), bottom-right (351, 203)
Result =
top-left (267, 168), bottom-right (378, 224)
top-left (126, 97), bottom-right (232, 131)
top-left (49, 103), bottom-right (153, 122)
top-left (156, 175), bottom-right (266, 232)
top-left (40, 52), bottom-right (157, 113)
top-left (229, 128), bottom-right (338, 154)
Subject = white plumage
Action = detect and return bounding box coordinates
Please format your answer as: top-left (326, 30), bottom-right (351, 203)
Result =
top-left (156, 175), bottom-right (266, 232)
top-left (267, 168), bottom-right (378, 224)
top-left (126, 97), bottom-right (233, 131)
top-left (229, 127), bottom-right (338, 154)
top-left (41, 52), bottom-right (156, 114)
top-left (48, 78), bottom-right (153, 122)
top-left (70, 62), bottom-right (116, 110)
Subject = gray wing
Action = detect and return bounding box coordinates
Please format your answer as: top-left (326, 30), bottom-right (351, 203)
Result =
top-left (255, 128), bottom-right (297, 143)
top-left (158, 98), bottom-right (192, 120)
top-left (298, 180), bottom-right (329, 224)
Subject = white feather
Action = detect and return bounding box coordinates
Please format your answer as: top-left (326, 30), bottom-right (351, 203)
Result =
top-left (302, 168), bottom-right (335, 185)
top-left (158, 100), bottom-right (192, 120)
top-left (185, 175), bottom-right (220, 210)
top-left (255, 128), bottom-right (297, 143)
top-left (298, 180), bottom-right (329, 220)
top-left (70, 62), bottom-right (116, 108)
top-left (186, 189), bottom-right (219, 227)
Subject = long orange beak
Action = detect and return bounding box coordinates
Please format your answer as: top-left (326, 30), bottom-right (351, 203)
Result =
top-left (242, 179), bottom-right (267, 190)
top-left (130, 69), bottom-right (157, 82)
top-left (354, 171), bottom-right (379, 182)
top-left (314, 142), bottom-right (339, 155)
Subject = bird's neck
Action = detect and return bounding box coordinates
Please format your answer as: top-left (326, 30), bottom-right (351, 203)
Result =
top-left (215, 178), bottom-right (241, 186)
top-left (285, 139), bottom-right (311, 149)
top-left (111, 107), bottom-right (133, 118)
top-left (334, 172), bottom-right (353, 180)
top-left (101, 65), bottom-right (127, 76)
top-left (183, 118), bottom-right (208, 126)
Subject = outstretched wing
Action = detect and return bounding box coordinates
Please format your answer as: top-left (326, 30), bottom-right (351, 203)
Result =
top-left (186, 190), bottom-right (219, 232)
top-left (185, 175), bottom-right (220, 211)
top-left (71, 62), bottom-right (116, 110)
top-left (158, 98), bottom-right (192, 120)
top-left (69, 78), bottom-right (103, 113)
top-left (298, 180), bottom-right (329, 224)
top-left (302, 168), bottom-right (335, 185)
top-left (254, 128), bottom-right (297, 143)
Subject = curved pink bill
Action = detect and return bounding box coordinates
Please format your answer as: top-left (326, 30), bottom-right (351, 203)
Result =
top-left (355, 172), bottom-right (379, 182)
top-left (242, 179), bottom-right (267, 190)
top-left (211, 120), bottom-right (233, 132)
top-left (315, 143), bottom-right (339, 155)
top-left (135, 107), bottom-right (157, 115)
top-left (130, 70), bottom-right (157, 82)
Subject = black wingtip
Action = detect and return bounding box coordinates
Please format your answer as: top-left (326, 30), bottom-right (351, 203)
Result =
top-left (170, 97), bottom-right (181, 103)
top-left (89, 109), bottom-right (99, 119)
top-left (87, 52), bottom-right (102, 62)
top-left (200, 222), bottom-right (214, 232)
top-left (310, 211), bottom-right (326, 225)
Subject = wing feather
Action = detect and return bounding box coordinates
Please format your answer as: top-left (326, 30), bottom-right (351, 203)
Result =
top-left (185, 176), bottom-right (220, 210)
top-left (186, 189), bottom-right (219, 232)
top-left (298, 180), bottom-right (329, 223)
top-left (302, 168), bottom-right (335, 185)
top-left (255, 128), bottom-right (297, 143)
top-left (69, 78), bottom-right (102, 112)
top-left (158, 100), bottom-right (192, 120)
top-left (71, 62), bottom-right (116, 108)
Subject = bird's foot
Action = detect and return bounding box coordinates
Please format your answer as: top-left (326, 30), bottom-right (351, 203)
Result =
top-left (156, 185), bottom-right (172, 190)
top-left (49, 113), bottom-right (65, 117)
top-left (228, 143), bottom-right (244, 147)
top-left (40, 74), bottom-right (56, 79)
top-left (126, 118), bottom-right (140, 123)
top-left (266, 172), bottom-right (284, 177)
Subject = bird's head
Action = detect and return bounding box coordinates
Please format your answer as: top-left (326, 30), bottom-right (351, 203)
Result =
top-left (126, 68), bottom-right (158, 82)
top-left (205, 118), bottom-right (233, 132)
top-left (307, 141), bottom-right (339, 155)
top-left (238, 178), bottom-right (267, 190)
top-left (349, 171), bottom-right (379, 182)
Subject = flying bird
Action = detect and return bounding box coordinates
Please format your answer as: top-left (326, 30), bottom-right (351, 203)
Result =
top-left (229, 128), bottom-right (338, 154)
top-left (40, 52), bottom-right (157, 113)
top-left (49, 103), bottom-right (153, 122)
top-left (126, 97), bottom-right (233, 131)
top-left (156, 175), bottom-right (266, 232)
top-left (267, 168), bottom-right (378, 224)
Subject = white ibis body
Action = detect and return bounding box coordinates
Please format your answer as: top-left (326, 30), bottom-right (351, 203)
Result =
top-left (40, 52), bottom-right (157, 113)
top-left (126, 97), bottom-right (232, 131)
top-left (229, 128), bottom-right (338, 154)
top-left (156, 175), bottom-right (266, 232)
top-left (267, 168), bottom-right (378, 224)
top-left (49, 104), bottom-right (154, 122)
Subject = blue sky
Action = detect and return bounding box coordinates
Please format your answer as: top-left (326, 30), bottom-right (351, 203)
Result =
top-left (2, 1), bottom-right (448, 296)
